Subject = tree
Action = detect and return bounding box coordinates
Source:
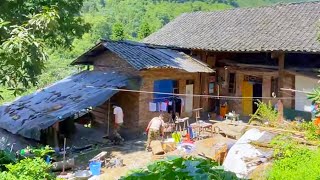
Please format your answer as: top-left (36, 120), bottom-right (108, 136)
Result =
top-left (138, 22), bottom-right (152, 39)
top-left (111, 22), bottom-right (125, 41)
top-left (0, 1), bottom-right (89, 96)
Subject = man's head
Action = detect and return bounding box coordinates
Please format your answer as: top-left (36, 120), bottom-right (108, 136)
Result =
top-left (159, 113), bottom-right (164, 120)
top-left (111, 103), bottom-right (118, 108)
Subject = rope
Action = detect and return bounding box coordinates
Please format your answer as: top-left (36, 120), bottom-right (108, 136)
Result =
top-left (86, 85), bottom-right (309, 100)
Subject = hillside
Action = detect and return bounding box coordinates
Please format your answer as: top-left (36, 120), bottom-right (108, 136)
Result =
top-left (0, 0), bottom-right (313, 103)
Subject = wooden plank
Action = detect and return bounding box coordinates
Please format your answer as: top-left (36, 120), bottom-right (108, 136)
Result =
top-left (92, 111), bottom-right (106, 118)
top-left (93, 108), bottom-right (107, 114)
top-left (90, 151), bottom-right (108, 162)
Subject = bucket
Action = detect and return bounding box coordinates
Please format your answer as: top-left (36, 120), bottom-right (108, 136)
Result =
top-left (89, 161), bottom-right (102, 176)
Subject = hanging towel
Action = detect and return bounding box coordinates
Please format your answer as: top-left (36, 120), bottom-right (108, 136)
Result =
top-left (149, 102), bottom-right (157, 112)
top-left (160, 102), bottom-right (167, 111)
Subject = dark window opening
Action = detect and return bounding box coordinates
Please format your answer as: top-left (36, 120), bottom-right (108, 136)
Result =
top-left (228, 73), bottom-right (236, 94)
top-left (271, 78), bottom-right (279, 97)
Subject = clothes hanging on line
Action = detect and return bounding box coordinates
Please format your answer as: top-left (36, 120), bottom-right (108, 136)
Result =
top-left (149, 102), bottom-right (157, 112)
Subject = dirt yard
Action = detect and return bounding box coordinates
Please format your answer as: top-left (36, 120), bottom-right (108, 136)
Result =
top-left (72, 137), bottom-right (151, 180)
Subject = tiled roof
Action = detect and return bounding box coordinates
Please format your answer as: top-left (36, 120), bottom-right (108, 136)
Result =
top-left (144, 2), bottom-right (320, 53)
top-left (73, 40), bottom-right (214, 73)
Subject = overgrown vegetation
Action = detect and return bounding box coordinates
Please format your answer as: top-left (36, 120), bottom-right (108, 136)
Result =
top-left (264, 83), bottom-right (320, 179)
top-left (249, 100), bottom-right (278, 125)
top-left (120, 156), bottom-right (239, 180)
top-left (0, 158), bottom-right (55, 180)
top-left (267, 135), bottom-right (320, 180)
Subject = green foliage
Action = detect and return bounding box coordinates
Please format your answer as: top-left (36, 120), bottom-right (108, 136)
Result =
top-left (308, 87), bottom-right (320, 118)
top-left (120, 156), bottom-right (239, 180)
top-left (296, 121), bottom-right (320, 141)
top-left (249, 100), bottom-right (278, 125)
top-left (0, 158), bottom-right (55, 180)
top-left (24, 146), bottom-right (54, 158)
top-left (268, 136), bottom-right (320, 180)
top-left (138, 22), bottom-right (152, 39)
top-left (0, 0), bottom-right (88, 98)
top-left (270, 135), bottom-right (300, 159)
top-left (0, 150), bottom-right (16, 172)
top-left (111, 22), bottom-right (126, 41)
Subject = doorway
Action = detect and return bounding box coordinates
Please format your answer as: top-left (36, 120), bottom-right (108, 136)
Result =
top-left (242, 75), bottom-right (263, 115)
top-left (252, 83), bottom-right (262, 113)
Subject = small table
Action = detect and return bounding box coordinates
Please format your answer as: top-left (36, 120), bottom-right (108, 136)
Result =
top-left (175, 117), bottom-right (190, 132)
top-left (190, 121), bottom-right (213, 139)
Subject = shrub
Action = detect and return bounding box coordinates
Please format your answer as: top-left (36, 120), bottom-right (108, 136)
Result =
top-left (0, 150), bottom-right (16, 171)
top-left (268, 135), bottom-right (320, 180)
top-left (268, 147), bottom-right (320, 180)
top-left (120, 156), bottom-right (239, 180)
top-left (249, 100), bottom-right (278, 125)
top-left (0, 157), bottom-right (55, 180)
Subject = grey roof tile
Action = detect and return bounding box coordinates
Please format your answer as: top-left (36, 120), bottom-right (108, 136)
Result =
top-left (73, 40), bottom-right (214, 73)
top-left (144, 2), bottom-right (320, 53)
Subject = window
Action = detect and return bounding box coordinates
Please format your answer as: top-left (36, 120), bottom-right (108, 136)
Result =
top-left (228, 73), bottom-right (236, 94)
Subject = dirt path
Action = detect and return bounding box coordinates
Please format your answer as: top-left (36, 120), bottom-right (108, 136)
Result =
top-left (73, 138), bottom-right (151, 180)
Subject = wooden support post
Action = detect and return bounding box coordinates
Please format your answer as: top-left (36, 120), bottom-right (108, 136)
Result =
top-left (278, 53), bottom-right (285, 98)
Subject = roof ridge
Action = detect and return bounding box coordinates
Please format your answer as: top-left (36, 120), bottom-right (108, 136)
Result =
top-left (183, 1), bottom-right (320, 15)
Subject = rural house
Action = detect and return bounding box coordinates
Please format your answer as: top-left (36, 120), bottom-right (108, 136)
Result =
top-left (0, 40), bottom-right (213, 140)
top-left (144, 1), bottom-right (320, 120)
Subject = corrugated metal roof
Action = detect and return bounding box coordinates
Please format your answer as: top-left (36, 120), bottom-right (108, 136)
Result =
top-left (72, 40), bottom-right (214, 73)
top-left (0, 71), bottom-right (140, 140)
top-left (143, 2), bottom-right (320, 53)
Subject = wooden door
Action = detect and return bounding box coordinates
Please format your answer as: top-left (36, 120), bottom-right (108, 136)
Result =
top-left (242, 81), bottom-right (253, 115)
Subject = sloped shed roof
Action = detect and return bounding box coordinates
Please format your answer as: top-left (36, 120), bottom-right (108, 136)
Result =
top-left (72, 40), bottom-right (214, 73)
top-left (0, 71), bottom-right (140, 140)
top-left (144, 2), bottom-right (320, 53)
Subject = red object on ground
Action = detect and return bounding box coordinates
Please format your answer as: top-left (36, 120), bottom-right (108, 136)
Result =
top-left (314, 117), bottom-right (320, 126)
top-left (183, 138), bottom-right (194, 144)
top-left (185, 133), bottom-right (191, 141)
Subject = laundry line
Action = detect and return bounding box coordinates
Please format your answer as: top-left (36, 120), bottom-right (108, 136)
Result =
top-left (280, 88), bottom-right (312, 94)
top-left (86, 86), bottom-right (306, 100)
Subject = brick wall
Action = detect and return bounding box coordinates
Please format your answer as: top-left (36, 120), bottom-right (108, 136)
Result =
top-left (91, 91), bottom-right (140, 137)
top-left (138, 69), bottom-right (200, 130)
top-left (93, 51), bottom-right (139, 76)
top-left (90, 51), bottom-right (212, 135)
